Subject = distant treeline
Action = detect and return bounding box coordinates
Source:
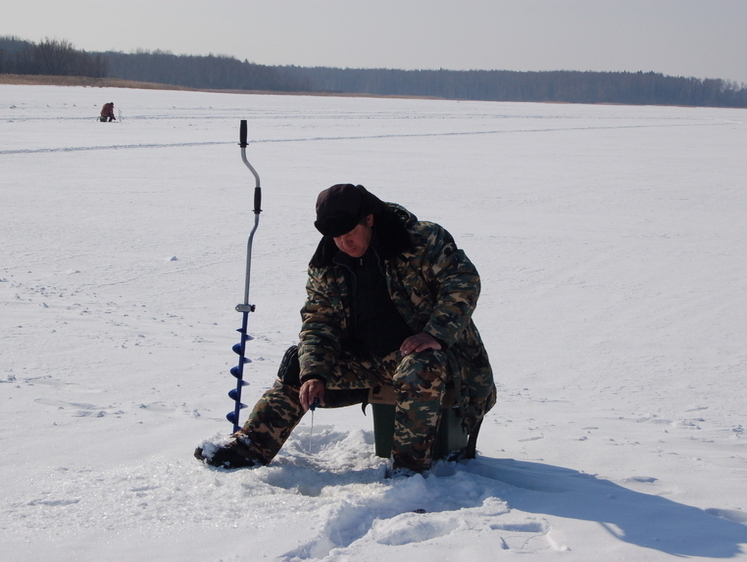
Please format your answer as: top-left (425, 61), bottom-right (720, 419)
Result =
top-left (0, 37), bottom-right (108, 78)
top-left (104, 50), bottom-right (312, 92)
top-left (286, 66), bottom-right (747, 108)
top-left (3, 36), bottom-right (746, 108)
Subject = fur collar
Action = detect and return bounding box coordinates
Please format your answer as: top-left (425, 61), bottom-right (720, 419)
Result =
top-left (310, 203), bottom-right (415, 268)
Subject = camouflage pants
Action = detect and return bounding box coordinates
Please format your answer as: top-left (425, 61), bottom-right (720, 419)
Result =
top-left (238, 347), bottom-right (449, 471)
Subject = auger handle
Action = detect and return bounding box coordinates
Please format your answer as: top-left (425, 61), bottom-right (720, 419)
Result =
top-left (239, 120), bottom-right (262, 214)
top-left (240, 120), bottom-right (248, 148)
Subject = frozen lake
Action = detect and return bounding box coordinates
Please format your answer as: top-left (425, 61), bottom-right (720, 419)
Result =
top-left (2, 84), bottom-right (746, 560)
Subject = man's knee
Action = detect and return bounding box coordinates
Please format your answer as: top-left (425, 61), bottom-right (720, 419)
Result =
top-left (393, 349), bottom-right (449, 387)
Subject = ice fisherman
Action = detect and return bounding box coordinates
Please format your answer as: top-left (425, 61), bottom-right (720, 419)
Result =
top-left (195, 184), bottom-right (496, 474)
top-left (100, 102), bottom-right (116, 122)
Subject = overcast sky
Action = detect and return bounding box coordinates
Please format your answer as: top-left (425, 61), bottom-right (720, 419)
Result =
top-left (2, 0), bottom-right (746, 84)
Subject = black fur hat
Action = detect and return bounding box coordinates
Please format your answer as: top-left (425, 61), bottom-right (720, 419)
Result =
top-left (314, 184), bottom-right (385, 237)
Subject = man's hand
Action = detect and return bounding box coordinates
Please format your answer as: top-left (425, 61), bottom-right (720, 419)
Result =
top-left (400, 332), bottom-right (442, 356)
top-left (299, 379), bottom-right (326, 411)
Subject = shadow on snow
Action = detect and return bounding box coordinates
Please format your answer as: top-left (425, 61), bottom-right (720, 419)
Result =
top-left (463, 457), bottom-right (747, 558)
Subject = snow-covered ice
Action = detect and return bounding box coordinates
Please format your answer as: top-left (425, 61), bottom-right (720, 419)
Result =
top-left (1, 84), bottom-right (746, 560)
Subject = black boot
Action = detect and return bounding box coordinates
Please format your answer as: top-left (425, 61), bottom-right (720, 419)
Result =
top-left (194, 437), bottom-right (264, 469)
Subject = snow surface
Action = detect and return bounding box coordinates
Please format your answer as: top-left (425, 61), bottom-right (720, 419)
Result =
top-left (1, 85), bottom-right (746, 561)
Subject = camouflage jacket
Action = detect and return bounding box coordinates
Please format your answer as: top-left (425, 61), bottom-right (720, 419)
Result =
top-left (298, 203), bottom-right (495, 432)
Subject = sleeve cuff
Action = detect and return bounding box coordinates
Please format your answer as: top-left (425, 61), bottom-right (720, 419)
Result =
top-left (299, 373), bottom-right (327, 385)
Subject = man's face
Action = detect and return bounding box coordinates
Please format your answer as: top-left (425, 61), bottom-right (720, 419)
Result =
top-left (333, 214), bottom-right (374, 258)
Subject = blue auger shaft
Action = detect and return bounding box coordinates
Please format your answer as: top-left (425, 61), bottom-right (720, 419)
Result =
top-left (227, 120), bottom-right (262, 433)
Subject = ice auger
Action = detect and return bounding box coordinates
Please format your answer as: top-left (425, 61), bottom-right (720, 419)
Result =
top-left (227, 120), bottom-right (262, 433)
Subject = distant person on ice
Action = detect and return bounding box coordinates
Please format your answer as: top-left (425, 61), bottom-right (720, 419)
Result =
top-left (195, 184), bottom-right (495, 475)
top-left (100, 102), bottom-right (116, 122)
